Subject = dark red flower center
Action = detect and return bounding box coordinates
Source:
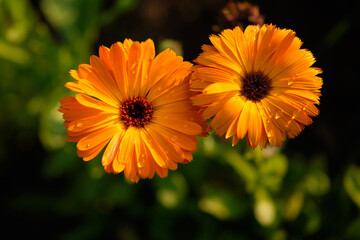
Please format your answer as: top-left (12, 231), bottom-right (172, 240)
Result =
top-left (241, 71), bottom-right (272, 102)
top-left (120, 96), bottom-right (154, 128)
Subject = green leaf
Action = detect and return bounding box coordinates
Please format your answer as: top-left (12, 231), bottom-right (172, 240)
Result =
top-left (284, 190), bottom-right (304, 221)
top-left (344, 164), bottom-right (360, 208)
top-left (198, 185), bottom-right (248, 220)
top-left (305, 170), bottom-right (330, 196)
top-left (100, 0), bottom-right (138, 25)
top-left (39, 100), bottom-right (67, 150)
top-left (345, 216), bottom-right (360, 239)
top-left (254, 188), bottom-right (276, 227)
top-left (259, 153), bottom-right (288, 192)
top-left (158, 39), bottom-right (183, 56)
top-left (155, 172), bottom-right (188, 209)
top-left (225, 149), bottom-right (257, 192)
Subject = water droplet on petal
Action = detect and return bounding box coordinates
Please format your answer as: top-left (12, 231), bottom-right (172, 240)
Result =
top-left (291, 109), bottom-right (302, 120)
top-left (286, 120), bottom-right (292, 128)
top-left (274, 114), bottom-right (280, 120)
top-left (170, 135), bottom-right (178, 142)
top-left (267, 131), bottom-right (273, 138)
top-left (87, 143), bottom-right (91, 148)
top-left (76, 121), bottom-right (84, 128)
top-left (288, 78), bottom-right (294, 86)
top-left (137, 159), bottom-right (145, 168)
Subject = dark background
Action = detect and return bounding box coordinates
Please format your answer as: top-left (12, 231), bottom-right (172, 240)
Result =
top-left (1, 0), bottom-right (360, 239)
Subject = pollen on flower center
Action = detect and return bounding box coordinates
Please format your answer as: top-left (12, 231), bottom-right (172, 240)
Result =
top-left (120, 96), bottom-right (154, 128)
top-left (241, 71), bottom-right (272, 102)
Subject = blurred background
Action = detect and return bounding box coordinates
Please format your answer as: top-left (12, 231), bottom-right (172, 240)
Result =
top-left (1, 0), bottom-right (360, 239)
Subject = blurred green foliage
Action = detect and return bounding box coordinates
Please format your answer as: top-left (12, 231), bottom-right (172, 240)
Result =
top-left (1, 0), bottom-right (359, 239)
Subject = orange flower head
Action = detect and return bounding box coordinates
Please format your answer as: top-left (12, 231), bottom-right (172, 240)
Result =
top-left (191, 25), bottom-right (323, 149)
top-left (59, 39), bottom-right (206, 182)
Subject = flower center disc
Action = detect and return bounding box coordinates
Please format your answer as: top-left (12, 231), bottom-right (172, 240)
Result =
top-left (120, 96), bottom-right (154, 128)
top-left (241, 71), bottom-right (272, 102)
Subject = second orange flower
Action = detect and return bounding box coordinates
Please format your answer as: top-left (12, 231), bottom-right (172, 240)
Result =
top-left (191, 25), bottom-right (323, 148)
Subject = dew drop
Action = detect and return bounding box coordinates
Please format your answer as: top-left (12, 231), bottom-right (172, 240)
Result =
top-left (86, 143), bottom-right (91, 148)
top-left (137, 159), bottom-right (145, 168)
top-left (267, 131), bottom-right (273, 138)
top-left (288, 79), bottom-right (294, 86)
top-left (274, 114), bottom-right (280, 120)
top-left (291, 109), bottom-right (302, 120)
top-left (76, 121), bottom-right (84, 128)
top-left (170, 135), bottom-right (178, 142)
top-left (286, 120), bottom-right (292, 128)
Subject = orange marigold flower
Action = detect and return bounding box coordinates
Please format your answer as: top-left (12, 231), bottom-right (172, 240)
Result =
top-left (191, 25), bottom-right (323, 149)
top-left (59, 39), bottom-right (206, 182)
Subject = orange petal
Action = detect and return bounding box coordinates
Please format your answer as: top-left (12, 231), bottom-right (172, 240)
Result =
top-left (102, 132), bottom-right (122, 168)
top-left (153, 116), bottom-right (202, 136)
top-left (77, 126), bottom-right (116, 151)
top-left (78, 139), bottom-right (109, 161)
